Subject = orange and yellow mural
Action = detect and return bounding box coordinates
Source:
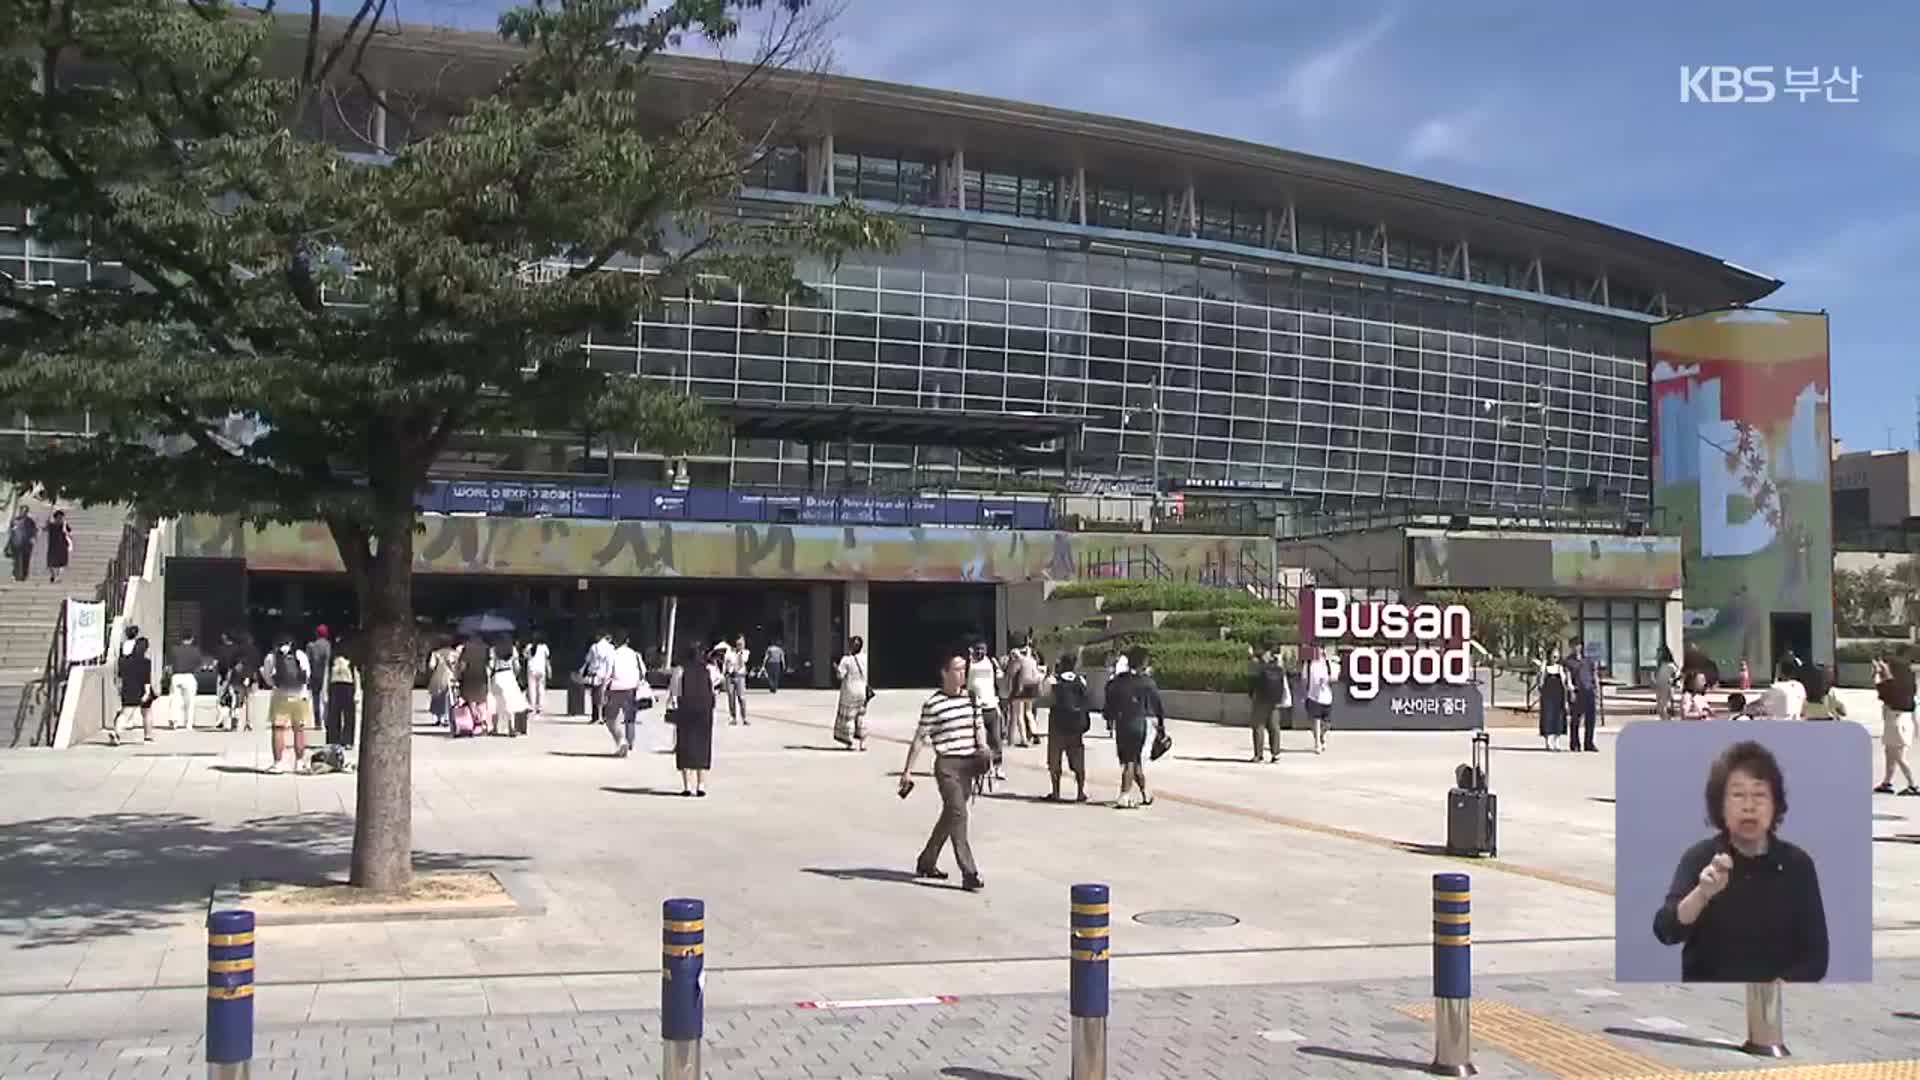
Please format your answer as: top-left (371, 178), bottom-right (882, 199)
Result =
top-left (177, 515), bottom-right (1272, 586)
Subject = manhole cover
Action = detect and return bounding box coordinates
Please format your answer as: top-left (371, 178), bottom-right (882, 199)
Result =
top-left (1132, 909), bottom-right (1239, 929)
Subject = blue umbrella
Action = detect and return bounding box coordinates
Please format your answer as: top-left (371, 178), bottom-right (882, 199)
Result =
top-left (455, 611), bottom-right (519, 637)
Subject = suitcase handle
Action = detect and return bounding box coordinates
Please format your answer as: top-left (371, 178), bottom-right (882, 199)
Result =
top-left (1471, 731), bottom-right (1491, 789)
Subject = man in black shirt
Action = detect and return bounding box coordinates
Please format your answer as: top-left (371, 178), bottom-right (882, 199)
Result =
top-left (1044, 654), bottom-right (1091, 803)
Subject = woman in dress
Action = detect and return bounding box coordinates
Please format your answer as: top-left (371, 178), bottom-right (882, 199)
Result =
top-left (1103, 645), bottom-right (1167, 809)
top-left (1538, 650), bottom-right (1568, 750)
top-left (1680, 670), bottom-right (1714, 719)
top-left (669, 643), bottom-right (719, 796)
top-left (488, 635), bottom-right (528, 736)
top-left (834, 636), bottom-right (871, 751)
top-left (1653, 646), bottom-right (1678, 721)
top-left (43, 509), bottom-right (71, 583)
top-left (109, 636), bottom-right (156, 745)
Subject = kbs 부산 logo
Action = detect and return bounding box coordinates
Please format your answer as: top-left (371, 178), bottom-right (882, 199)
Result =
top-left (1312, 590), bottom-right (1474, 702)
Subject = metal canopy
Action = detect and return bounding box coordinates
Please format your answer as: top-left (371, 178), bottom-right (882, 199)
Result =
top-left (713, 401), bottom-right (1086, 453)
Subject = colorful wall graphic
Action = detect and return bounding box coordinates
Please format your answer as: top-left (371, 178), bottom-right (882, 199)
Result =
top-left (1651, 309), bottom-right (1833, 672)
top-left (1410, 532), bottom-right (1682, 593)
top-left (175, 515), bottom-right (1272, 586)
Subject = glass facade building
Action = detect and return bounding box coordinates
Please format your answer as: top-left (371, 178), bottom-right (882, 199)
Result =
top-left (603, 222), bottom-right (1657, 512)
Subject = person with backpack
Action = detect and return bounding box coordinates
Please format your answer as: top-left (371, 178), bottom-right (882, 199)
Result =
top-left (1043, 653), bottom-right (1091, 802)
top-left (1247, 642), bottom-right (1293, 763)
top-left (261, 635), bottom-right (313, 773)
top-left (108, 636), bottom-right (157, 745)
top-left (4, 504), bottom-right (37, 583)
top-left (966, 640), bottom-right (1007, 778)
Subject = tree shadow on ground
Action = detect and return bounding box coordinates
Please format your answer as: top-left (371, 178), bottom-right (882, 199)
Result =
top-left (1602, 1026), bottom-right (1744, 1053)
top-left (0, 810), bottom-right (526, 950)
top-left (1296, 1045), bottom-right (1431, 1072)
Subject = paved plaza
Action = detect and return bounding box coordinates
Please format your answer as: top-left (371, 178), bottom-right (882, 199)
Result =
top-left (1, 689), bottom-right (1918, 1077)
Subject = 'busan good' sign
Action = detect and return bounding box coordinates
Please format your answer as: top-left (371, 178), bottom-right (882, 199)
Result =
top-left (1312, 590), bottom-right (1473, 702)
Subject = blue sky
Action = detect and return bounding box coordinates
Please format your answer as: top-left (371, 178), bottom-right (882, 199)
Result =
top-left (398, 0), bottom-right (1917, 449)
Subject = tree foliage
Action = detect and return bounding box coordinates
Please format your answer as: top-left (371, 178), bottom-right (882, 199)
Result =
top-left (1425, 589), bottom-right (1569, 664)
top-left (0, 0), bottom-right (897, 887)
top-left (1835, 565), bottom-right (1899, 632)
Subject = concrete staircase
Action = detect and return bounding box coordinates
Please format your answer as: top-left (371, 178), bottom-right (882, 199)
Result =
top-left (1, 501), bottom-right (134, 744)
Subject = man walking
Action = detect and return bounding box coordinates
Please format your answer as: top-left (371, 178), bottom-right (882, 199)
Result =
top-left (1247, 642), bottom-right (1293, 762)
top-left (581, 629), bottom-right (615, 724)
top-left (1565, 639), bottom-right (1599, 752)
top-left (762, 640), bottom-right (786, 694)
top-left (602, 630), bottom-right (645, 756)
top-left (1044, 653), bottom-right (1091, 802)
top-left (305, 627), bottom-right (332, 734)
top-left (899, 646), bottom-right (990, 892)
top-left (722, 634), bottom-right (750, 725)
top-left (165, 633), bottom-right (205, 731)
top-left (5, 504), bottom-right (37, 582)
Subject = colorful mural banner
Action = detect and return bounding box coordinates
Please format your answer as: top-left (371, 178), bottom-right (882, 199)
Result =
top-left (1651, 308), bottom-right (1833, 671)
top-left (175, 515), bottom-right (1272, 586)
top-left (1409, 533), bottom-right (1682, 592)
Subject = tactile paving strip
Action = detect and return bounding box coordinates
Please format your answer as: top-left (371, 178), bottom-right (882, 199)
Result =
top-left (1402, 1000), bottom-right (1675, 1076)
top-left (1401, 1001), bottom-right (1920, 1078)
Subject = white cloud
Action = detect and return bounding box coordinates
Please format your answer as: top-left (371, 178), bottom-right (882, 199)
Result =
top-left (1401, 103), bottom-right (1493, 165)
top-left (1274, 8), bottom-right (1399, 121)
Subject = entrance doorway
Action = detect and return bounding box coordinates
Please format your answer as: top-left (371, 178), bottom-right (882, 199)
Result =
top-left (1769, 612), bottom-right (1813, 676)
top-left (869, 583), bottom-right (995, 687)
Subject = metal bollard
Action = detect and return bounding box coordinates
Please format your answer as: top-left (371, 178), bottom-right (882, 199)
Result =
top-left (206, 909), bottom-right (255, 1080)
top-left (1742, 982), bottom-right (1788, 1057)
top-left (1068, 883), bottom-right (1110, 1080)
top-left (1429, 873), bottom-right (1473, 1077)
top-left (661, 898), bottom-right (705, 1080)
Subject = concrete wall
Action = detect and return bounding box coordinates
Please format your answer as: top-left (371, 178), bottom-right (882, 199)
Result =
top-left (54, 519), bottom-right (172, 748)
top-left (1835, 450), bottom-right (1920, 527)
top-left (1274, 528), bottom-right (1406, 592)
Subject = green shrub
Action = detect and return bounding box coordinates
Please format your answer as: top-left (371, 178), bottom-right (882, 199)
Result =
top-left (1099, 583), bottom-right (1264, 613)
top-left (1050, 581), bottom-right (1107, 599)
top-left (1836, 640), bottom-right (1920, 662)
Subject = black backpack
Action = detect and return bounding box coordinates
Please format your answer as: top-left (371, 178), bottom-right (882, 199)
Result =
top-left (1255, 658), bottom-right (1290, 703)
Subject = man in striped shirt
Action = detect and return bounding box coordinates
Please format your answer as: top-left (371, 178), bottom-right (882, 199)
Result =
top-left (899, 647), bottom-right (989, 892)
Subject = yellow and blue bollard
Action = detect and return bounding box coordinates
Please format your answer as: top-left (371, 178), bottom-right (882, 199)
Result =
top-left (661, 898), bottom-right (704, 1080)
top-left (206, 909), bottom-right (255, 1080)
top-left (1069, 883), bottom-right (1110, 1080)
top-left (1430, 872), bottom-right (1472, 1077)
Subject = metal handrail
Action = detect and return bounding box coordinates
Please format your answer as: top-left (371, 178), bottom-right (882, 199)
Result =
top-left (15, 513), bottom-right (148, 747)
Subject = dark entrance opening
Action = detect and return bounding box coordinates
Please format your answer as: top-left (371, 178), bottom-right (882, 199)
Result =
top-left (1769, 612), bottom-right (1813, 676)
top-left (869, 583), bottom-right (995, 688)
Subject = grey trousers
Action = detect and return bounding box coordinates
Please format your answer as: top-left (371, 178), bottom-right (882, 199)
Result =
top-left (917, 756), bottom-right (979, 878)
top-left (603, 688), bottom-right (636, 748)
top-left (1249, 700), bottom-right (1289, 758)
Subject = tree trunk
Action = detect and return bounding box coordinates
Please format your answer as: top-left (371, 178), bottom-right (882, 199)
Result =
top-left (349, 507), bottom-right (418, 890)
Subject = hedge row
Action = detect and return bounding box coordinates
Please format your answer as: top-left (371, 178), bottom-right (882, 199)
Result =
top-left (1051, 580), bottom-right (1264, 612)
top-left (1836, 640), bottom-right (1920, 662)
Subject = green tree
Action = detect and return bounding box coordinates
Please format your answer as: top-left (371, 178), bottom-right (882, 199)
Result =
top-left (1890, 557), bottom-right (1920, 629)
top-left (1835, 566), bottom-right (1896, 632)
top-left (0, 0), bottom-right (896, 888)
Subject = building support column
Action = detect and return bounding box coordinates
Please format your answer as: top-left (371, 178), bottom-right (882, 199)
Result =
top-left (994, 584), bottom-right (1011, 656)
top-left (808, 583), bottom-right (833, 689)
top-left (845, 581), bottom-right (871, 672)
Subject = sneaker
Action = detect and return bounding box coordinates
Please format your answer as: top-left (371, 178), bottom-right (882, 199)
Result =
top-left (615, 744), bottom-right (630, 758)
top-left (105, 731), bottom-right (119, 746)
top-left (915, 865), bottom-right (949, 880)
top-left (960, 874), bottom-right (985, 892)
top-left (266, 762), bottom-right (284, 774)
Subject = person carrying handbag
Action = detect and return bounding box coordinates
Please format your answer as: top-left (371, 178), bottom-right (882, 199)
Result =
top-left (834, 636), bottom-right (872, 751)
top-left (898, 645), bottom-right (991, 892)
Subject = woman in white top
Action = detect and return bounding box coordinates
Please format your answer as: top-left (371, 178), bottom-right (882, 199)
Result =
top-left (834, 636), bottom-right (871, 751)
top-left (1653, 646), bottom-right (1678, 721)
top-left (525, 633), bottom-right (552, 719)
top-left (1303, 646), bottom-right (1337, 754)
top-left (1754, 657), bottom-right (1808, 721)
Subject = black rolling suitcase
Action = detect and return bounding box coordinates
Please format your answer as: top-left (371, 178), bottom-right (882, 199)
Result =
top-left (1446, 731), bottom-right (1497, 857)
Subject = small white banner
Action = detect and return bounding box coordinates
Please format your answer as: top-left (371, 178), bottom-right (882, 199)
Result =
top-left (66, 599), bottom-right (107, 664)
